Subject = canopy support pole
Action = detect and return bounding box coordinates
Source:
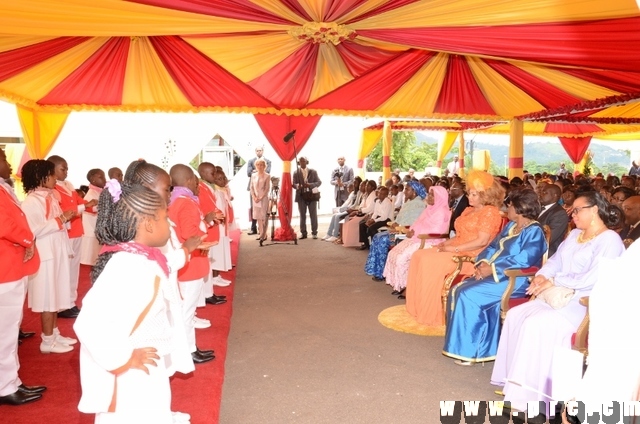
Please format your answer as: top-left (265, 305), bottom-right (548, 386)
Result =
top-left (508, 119), bottom-right (524, 180)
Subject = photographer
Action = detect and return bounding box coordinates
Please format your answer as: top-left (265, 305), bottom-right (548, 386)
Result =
top-left (330, 156), bottom-right (354, 207)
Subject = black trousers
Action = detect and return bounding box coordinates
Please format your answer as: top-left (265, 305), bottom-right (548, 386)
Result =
top-left (359, 219), bottom-right (390, 246)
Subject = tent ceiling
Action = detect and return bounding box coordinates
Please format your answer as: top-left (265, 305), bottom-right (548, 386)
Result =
top-left (1, 0), bottom-right (640, 120)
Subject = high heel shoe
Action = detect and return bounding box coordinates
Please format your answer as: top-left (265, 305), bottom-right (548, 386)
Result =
top-left (391, 288), bottom-right (405, 295)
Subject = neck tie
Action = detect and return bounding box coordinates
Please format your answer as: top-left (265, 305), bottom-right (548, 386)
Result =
top-left (451, 199), bottom-right (459, 210)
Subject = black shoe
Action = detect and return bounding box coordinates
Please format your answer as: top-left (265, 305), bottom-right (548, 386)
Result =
top-left (357, 244), bottom-right (369, 250)
top-left (391, 288), bottom-right (406, 295)
top-left (18, 384), bottom-right (46, 395)
top-left (299, 234), bottom-right (307, 239)
top-left (57, 308), bottom-right (79, 319)
top-left (372, 276), bottom-right (385, 282)
top-left (398, 294), bottom-right (406, 300)
top-left (0, 391), bottom-right (42, 406)
top-left (205, 296), bottom-right (227, 305)
top-left (212, 294), bottom-right (226, 300)
top-left (196, 347), bottom-right (215, 357)
top-left (19, 330), bottom-right (35, 340)
top-left (192, 351), bottom-right (214, 364)
top-left (247, 230), bottom-right (258, 235)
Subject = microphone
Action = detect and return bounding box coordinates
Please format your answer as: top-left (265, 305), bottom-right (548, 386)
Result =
top-left (283, 129), bottom-right (296, 142)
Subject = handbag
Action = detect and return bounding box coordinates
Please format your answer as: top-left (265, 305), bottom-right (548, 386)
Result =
top-left (537, 286), bottom-right (575, 309)
top-left (301, 187), bottom-right (320, 202)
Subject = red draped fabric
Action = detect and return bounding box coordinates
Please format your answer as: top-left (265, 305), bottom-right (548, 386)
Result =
top-left (128, 0), bottom-right (292, 24)
top-left (41, 38), bottom-right (130, 105)
top-left (309, 49), bottom-right (434, 110)
top-left (249, 44), bottom-right (319, 109)
top-left (335, 41), bottom-right (401, 78)
top-left (151, 36), bottom-right (274, 108)
top-left (484, 60), bottom-right (581, 109)
top-left (254, 114), bottom-right (321, 241)
top-left (435, 54), bottom-right (494, 115)
top-left (0, 37), bottom-right (89, 83)
top-left (557, 134), bottom-right (593, 164)
top-left (357, 17), bottom-right (640, 72)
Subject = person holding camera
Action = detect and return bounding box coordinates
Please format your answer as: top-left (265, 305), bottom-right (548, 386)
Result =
top-left (293, 157), bottom-right (322, 239)
top-left (330, 156), bottom-right (354, 207)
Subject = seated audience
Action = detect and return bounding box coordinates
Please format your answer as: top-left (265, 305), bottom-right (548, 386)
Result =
top-left (620, 195), bottom-right (640, 247)
top-left (405, 171), bottom-right (504, 326)
top-left (364, 181), bottom-right (426, 281)
top-left (342, 180), bottom-right (376, 247)
top-left (491, 192), bottom-right (624, 412)
top-left (383, 186), bottom-right (450, 296)
top-left (357, 187), bottom-right (393, 250)
top-left (537, 183), bottom-right (569, 257)
top-left (442, 189), bottom-right (547, 365)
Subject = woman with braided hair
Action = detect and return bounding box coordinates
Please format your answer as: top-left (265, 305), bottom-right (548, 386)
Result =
top-left (21, 159), bottom-right (76, 354)
top-left (74, 180), bottom-right (188, 423)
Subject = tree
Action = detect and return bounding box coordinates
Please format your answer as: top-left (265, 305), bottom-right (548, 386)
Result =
top-left (366, 132), bottom-right (437, 172)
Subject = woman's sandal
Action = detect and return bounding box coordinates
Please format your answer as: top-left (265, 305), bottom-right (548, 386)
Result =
top-left (334, 239), bottom-right (343, 245)
top-left (454, 360), bottom-right (473, 366)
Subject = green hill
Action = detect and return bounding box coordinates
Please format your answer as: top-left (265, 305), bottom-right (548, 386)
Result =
top-left (415, 132), bottom-right (630, 167)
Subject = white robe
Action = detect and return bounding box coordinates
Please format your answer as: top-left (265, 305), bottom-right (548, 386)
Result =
top-left (209, 186), bottom-right (232, 272)
top-left (21, 192), bottom-right (72, 312)
top-left (80, 187), bottom-right (100, 265)
top-left (74, 252), bottom-right (190, 422)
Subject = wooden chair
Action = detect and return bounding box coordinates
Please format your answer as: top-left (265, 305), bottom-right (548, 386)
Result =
top-left (571, 297), bottom-right (589, 356)
top-left (441, 224), bottom-right (551, 325)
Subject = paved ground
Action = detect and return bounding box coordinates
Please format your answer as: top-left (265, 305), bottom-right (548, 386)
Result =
top-left (221, 221), bottom-right (503, 424)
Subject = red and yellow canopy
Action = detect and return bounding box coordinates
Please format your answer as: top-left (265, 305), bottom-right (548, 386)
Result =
top-left (1, 0), bottom-right (640, 120)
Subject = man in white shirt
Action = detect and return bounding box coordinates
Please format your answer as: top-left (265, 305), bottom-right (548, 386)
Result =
top-left (357, 187), bottom-right (393, 250)
top-left (446, 155), bottom-right (460, 176)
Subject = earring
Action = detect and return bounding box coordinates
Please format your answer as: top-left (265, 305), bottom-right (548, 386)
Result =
top-left (590, 214), bottom-right (596, 227)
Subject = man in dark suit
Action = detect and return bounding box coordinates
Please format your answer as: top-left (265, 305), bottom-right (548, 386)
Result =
top-left (620, 195), bottom-right (640, 248)
top-left (246, 146), bottom-right (271, 235)
top-left (449, 182), bottom-right (469, 235)
top-left (330, 156), bottom-right (354, 207)
top-left (292, 157), bottom-right (322, 239)
top-left (537, 183), bottom-right (569, 257)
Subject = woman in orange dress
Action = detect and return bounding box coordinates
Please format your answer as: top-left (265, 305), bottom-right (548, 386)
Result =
top-left (405, 171), bottom-right (505, 326)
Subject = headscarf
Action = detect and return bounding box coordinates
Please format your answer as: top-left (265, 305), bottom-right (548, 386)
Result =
top-left (410, 186), bottom-right (452, 236)
top-left (407, 180), bottom-right (427, 199)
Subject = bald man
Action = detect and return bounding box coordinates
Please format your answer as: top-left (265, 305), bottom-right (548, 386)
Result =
top-left (621, 196), bottom-right (640, 248)
top-left (537, 184), bottom-right (569, 257)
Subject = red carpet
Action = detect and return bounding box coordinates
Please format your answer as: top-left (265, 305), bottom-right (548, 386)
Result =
top-left (3, 229), bottom-right (240, 424)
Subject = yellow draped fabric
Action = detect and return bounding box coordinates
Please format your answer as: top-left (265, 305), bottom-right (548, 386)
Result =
top-left (508, 119), bottom-right (524, 179)
top-left (575, 150), bottom-right (593, 174)
top-left (437, 131), bottom-right (459, 166)
top-left (17, 106), bottom-right (69, 159)
top-left (458, 132), bottom-right (466, 178)
top-left (351, 0), bottom-right (637, 31)
top-left (596, 133), bottom-right (640, 141)
top-left (283, 160), bottom-right (291, 173)
top-left (4, 143), bottom-right (26, 200)
top-left (382, 120), bottom-right (392, 183)
top-left (357, 128), bottom-right (383, 177)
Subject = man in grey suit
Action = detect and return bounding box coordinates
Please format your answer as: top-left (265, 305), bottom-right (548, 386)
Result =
top-left (292, 157), bottom-right (322, 239)
top-left (330, 156), bottom-right (354, 207)
top-left (246, 146), bottom-right (271, 235)
top-left (537, 183), bottom-right (569, 257)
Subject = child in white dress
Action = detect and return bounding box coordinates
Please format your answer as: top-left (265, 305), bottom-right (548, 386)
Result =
top-left (74, 180), bottom-right (190, 423)
top-left (21, 159), bottom-right (76, 354)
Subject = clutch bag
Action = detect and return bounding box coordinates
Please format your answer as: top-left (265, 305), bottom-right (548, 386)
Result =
top-left (537, 286), bottom-right (575, 309)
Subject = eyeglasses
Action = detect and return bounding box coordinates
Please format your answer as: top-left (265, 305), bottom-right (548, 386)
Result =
top-left (571, 205), bottom-right (595, 215)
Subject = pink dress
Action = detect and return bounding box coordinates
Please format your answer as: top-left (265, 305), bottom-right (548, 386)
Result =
top-left (384, 186), bottom-right (451, 291)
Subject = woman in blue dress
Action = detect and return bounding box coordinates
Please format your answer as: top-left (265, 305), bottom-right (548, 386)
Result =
top-left (442, 188), bottom-right (547, 365)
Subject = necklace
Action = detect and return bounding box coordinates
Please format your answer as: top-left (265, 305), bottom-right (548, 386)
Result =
top-left (577, 227), bottom-right (606, 243)
top-left (511, 220), bottom-right (531, 236)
